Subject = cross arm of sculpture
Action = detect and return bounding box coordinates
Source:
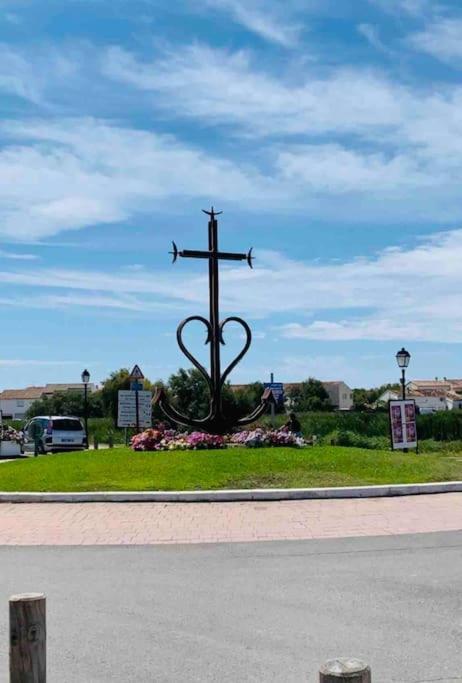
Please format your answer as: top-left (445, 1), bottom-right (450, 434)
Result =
top-left (153, 209), bottom-right (275, 435)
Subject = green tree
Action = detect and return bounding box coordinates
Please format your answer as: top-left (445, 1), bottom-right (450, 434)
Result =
top-left (26, 390), bottom-right (104, 420)
top-left (352, 383), bottom-right (401, 411)
top-left (167, 368), bottom-right (259, 424)
top-left (168, 368), bottom-right (211, 420)
top-left (232, 382), bottom-right (270, 415)
top-left (287, 378), bottom-right (332, 412)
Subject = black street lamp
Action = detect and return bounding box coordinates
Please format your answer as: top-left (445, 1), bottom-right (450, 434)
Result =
top-left (396, 348), bottom-right (411, 400)
top-left (81, 369), bottom-right (90, 447)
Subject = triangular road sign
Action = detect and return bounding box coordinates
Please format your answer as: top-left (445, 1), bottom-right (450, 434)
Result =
top-left (129, 364), bottom-right (145, 380)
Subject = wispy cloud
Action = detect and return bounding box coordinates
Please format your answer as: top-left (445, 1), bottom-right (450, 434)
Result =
top-left (0, 249), bottom-right (38, 260)
top-left (1, 227), bottom-right (462, 343)
top-left (200, 0), bottom-right (301, 47)
top-left (102, 44), bottom-right (404, 136)
top-left (408, 18), bottom-right (462, 64)
top-left (0, 117), bottom-right (275, 241)
top-left (357, 23), bottom-right (392, 55)
top-left (0, 42), bottom-right (79, 105)
top-left (367, 0), bottom-right (432, 17)
top-left (101, 42), bottom-right (462, 220)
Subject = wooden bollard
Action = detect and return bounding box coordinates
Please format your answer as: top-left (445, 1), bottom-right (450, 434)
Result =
top-left (108, 434), bottom-right (114, 448)
top-left (93, 436), bottom-right (99, 450)
top-left (320, 658), bottom-right (371, 682)
top-left (10, 593), bottom-right (46, 682)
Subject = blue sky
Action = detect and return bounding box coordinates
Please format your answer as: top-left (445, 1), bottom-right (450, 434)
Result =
top-left (0, 0), bottom-right (462, 390)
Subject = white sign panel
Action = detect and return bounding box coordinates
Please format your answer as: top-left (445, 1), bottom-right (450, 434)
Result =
top-left (117, 390), bottom-right (152, 428)
top-left (389, 399), bottom-right (418, 450)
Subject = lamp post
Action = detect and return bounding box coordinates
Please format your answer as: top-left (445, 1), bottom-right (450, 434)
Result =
top-left (81, 369), bottom-right (90, 448)
top-left (396, 347), bottom-right (411, 400)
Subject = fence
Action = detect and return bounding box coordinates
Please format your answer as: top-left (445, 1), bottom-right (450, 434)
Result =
top-left (8, 593), bottom-right (372, 682)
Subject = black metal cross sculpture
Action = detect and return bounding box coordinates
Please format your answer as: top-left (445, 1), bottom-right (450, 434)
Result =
top-left (154, 208), bottom-right (274, 434)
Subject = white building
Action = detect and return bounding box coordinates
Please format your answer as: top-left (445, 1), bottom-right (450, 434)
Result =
top-left (322, 381), bottom-right (354, 411)
top-left (0, 383), bottom-right (96, 421)
top-left (0, 387), bottom-right (45, 420)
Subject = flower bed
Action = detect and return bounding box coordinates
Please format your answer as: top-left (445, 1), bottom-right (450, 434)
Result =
top-left (131, 426), bottom-right (305, 452)
top-left (229, 428), bottom-right (305, 448)
top-left (131, 428), bottom-right (225, 452)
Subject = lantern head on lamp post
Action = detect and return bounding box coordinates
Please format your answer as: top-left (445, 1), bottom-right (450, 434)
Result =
top-left (396, 348), bottom-right (410, 400)
top-left (81, 369), bottom-right (90, 447)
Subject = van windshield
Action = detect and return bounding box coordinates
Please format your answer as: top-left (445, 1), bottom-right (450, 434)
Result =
top-left (52, 419), bottom-right (83, 431)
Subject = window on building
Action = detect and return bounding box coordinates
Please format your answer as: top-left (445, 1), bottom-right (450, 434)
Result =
top-left (16, 400), bottom-right (24, 407)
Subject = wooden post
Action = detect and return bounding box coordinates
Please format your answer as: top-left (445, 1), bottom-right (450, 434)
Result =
top-left (319, 658), bottom-right (371, 682)
top-left (108, 434), bottom-right (114, 448)
top-left (93, 436), bottom-right (99, 450)
top-left (10, 593), bottom-right (46, 683)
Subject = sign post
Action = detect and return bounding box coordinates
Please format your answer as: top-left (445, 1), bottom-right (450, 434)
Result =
top-left (130, 365), bottom-right (144, 434)
top-left (263, 377), bottom-right (285, 426)
top-left (117, 365), bottom-right (152, 432)
top-left (389, 399), bottom-right (418, 452)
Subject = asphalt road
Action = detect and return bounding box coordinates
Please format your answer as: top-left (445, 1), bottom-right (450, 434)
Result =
top-left (0, 532), bottom-right (461, 682)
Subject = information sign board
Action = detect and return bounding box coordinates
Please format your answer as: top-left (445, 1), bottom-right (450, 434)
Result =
top-left (389, 399), bottom-right (418, 450)
top-left (117, 390), bottom-right (152, 428)
top-left (263, 382), bottom-right (285, 406)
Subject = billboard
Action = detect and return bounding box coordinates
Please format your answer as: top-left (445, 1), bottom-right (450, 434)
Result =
top-left (389, 399), bottom-right (418, 450)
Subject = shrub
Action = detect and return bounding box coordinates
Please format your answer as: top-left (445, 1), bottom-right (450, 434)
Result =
top-left (324, 429), bottom-right (389, 450)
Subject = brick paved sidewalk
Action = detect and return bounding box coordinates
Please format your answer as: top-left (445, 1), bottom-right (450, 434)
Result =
top-left (0, 493), bottom-right (461, 545)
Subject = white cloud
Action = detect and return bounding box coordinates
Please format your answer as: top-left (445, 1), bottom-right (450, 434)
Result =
top-left (0, 249), bottom-right (38, 260)
top-left (201, 0), bottom-right (301, 47)
top-left (102, 45), bottom-right (404, 137)
top-left (100, 42), bottom-right (462, 156)
top-left (357, 23), bottom-right (391, 55)
top-left (2, 41), bottom-right (462, 240)
top-left (0, 117), bottom-right (275, 241)
top-left (409, 18), bottom-right (462, 63)
top-left (0, 42), bottom-right (78, 104)
top-left (1, 227), bottom-right (462, 342)
top-left (101, 42), bottom-right (462, 217)
top-left (276, 144), bottom-right (437, 192)
top-left (367, 0), bottom-right (432, 16)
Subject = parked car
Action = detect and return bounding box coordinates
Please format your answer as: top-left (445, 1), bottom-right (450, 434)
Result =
top-left (23, 416), bottom-right (87, 454)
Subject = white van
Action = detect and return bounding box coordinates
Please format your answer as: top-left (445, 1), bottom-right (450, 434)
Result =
top-left (23, 416), bottom-right (87, 454)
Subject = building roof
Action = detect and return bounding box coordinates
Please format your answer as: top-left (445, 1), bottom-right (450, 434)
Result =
top-left (0, 382), bottom-right (96, 401)
top-left (0, 386), bottom-right (45, 400)
top-left (42, 383), bottom-right (88, 393)
top-left (409, 380), bottom-right (452, 389)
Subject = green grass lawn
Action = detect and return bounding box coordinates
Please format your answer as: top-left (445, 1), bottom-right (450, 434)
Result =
top-left (0, 445), bottom-right (461, 492)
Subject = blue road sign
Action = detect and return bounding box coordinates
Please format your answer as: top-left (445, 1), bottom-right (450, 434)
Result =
top-left (130, 381), bottom-right (144, 391)
top-left (264, 382), bottom-right (285, 405)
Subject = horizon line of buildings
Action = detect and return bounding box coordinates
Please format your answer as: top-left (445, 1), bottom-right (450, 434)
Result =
top-left (378, 379), bottom-right (462, 414)
top-left (1, 377), bottom-right (462, 421)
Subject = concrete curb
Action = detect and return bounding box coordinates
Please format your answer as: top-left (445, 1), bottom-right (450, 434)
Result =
top-left (0, 481), bottom-right (462, 503)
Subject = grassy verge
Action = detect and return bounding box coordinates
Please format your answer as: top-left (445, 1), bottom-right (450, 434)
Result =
top-left (0, 445), bottom-right (461, 492)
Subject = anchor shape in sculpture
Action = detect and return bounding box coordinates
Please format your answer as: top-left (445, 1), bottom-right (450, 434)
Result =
top-left (154, 208), bottom-right (274, 434)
